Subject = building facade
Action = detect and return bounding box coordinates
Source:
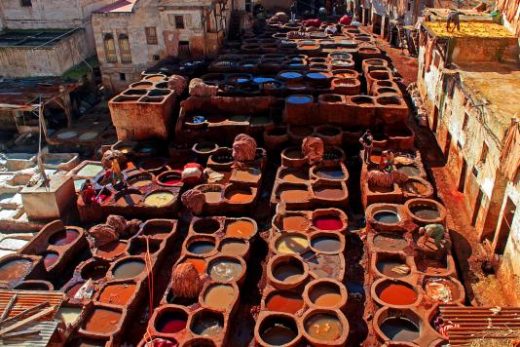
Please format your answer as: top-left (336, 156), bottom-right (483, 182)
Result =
top-left (417, 17), bottom-right (520, 303)
top-left (0, 0), bottom-right (113, 77)
top-left (92, 0), bottom-right (231, 94)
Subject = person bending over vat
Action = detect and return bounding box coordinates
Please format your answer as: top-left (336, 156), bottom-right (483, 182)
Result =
top-left (359, 129), bottom-right (373, 164)
top-left (379, 150), bottom-right (395, 172)
top-left (417, 223), bottom-right (451, 260)
top-left (446, 10), bottom-right (461, 33)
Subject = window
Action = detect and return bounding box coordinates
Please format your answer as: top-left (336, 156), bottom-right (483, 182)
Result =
top-left (480, 142), bottom-right (489, 164)
top-left (118, 34), bottom-right (132, 63)
top-left (103, 34), bottom-right (117, 63)
top-left (20, 0), bottom-right (32, 6)
top-left (407, 0), bottom-right (412, 11)
top-left (119, 73), bottom-right (126, 81)
top-left (145, 27), bottom-right (158, 45)
top-left (153, 54), bottom-right (160, 61)
top-left (462, 112), bottom-right (469, 130)
top-left (175, 15), bottom-right (185, 29)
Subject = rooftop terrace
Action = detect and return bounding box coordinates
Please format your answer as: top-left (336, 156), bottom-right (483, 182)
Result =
top-left (0, 29), bottom-right (79, 48)
top-left (423, 21), bottom-right (514, 38)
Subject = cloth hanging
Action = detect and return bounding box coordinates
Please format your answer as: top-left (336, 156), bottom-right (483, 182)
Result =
top-left (500, 120), bottom-right (520, 181)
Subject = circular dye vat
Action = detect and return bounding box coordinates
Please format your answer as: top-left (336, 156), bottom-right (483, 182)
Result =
top-left (57, 130), bottom-right (77, 140)
top-left (275, 234), bottom-right (309, 254)
top-left (204, 284), bottom-right (235, 310)
top-left (287, 95), bottom-right (313, 104)
top-left (204, 191), bottom-right (222, 204)
top-left (156, 310), bottom-right (188, 334)
top-left (380, 317), bottom-right (420, 342)
top-left (79, 131), bottom-right (99, 141)
top-left (83, 308), bottom-right (121, 334)
top-left (311, 236), bottom-right (341, 253)
top-left (424, 278), bottom-right (457, 303)
top-left (280, 189), bottom-right (309, 204)
top-left (313, 216), bottom-right (343, 231)
top-left (220, 239), bottom-right (248, 257)
top-left (42, 251), bottom-right (59, 269)
top-left (282, 215), bottom-right (310, 232)
top-left (315, 168), bottom-right (344, 180)
top-left (194, 142), bottom-right (217, 153)
top-left (305, 313), bottom-right (342, 341)
top-left (0, 258), bottom-right (32, 281)
top-left (306, 72), bottom-right (328, 80)
top-left (314, 187), bottom-right (344, 200)
top-left (410, 205), bottom-right (440, 220)
top-left (254, 77), bottom-right (276, 84)
top-left (279, 71), bottom-right (303, 80)
top-left (373, 234), bottom-right (408, 252)
top-left (266, 291), bottom-right (304, 314)
top-left (225, 220), bottom-right (255, 238)
top-left (188, 240), bottom-right (215, 255)
top-left (191, 312), bottom-right (223, 336)
top-left (98, 282), bottom-right (136, 306)
top-left (144, 191), bottom-right (175, 208)
top-left (194, 218), bottom-right (221, 234)
top-left (397, 165), bottom-right (420, 177)
top-left (82, 262), bottom-right (109, 280)
top-left (273, 261), bottom-right (304, 282)
top-left (283, 148), bottom-right (305, 159)
top-left (376, 260), bottom-right (410, 278)
top-left (260, 318), bottom-right (298, 346)
top-left (309, 283), bottom-right (342, 308)
top-left (377, 282), bottom-right (418, 306)
top-left (373, 210), bottom-right (400, 224)
top-left (226, 189), bottom-right (254, 204)
top-left (208, 258), bottom-right (243, 282)
top-left (49, 229), bottom-right (79, 246)
top-left (403, 181), bottom-right (429, 195)
top-left (113, 259), bottom-right (145, 279)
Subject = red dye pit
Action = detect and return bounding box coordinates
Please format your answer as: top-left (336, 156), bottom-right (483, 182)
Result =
top-left (156, 312), bottom-right (187, 334)
top-left (313, 216), bottom-right (343, 230)
top-left (379, 283), bottom-right (418, 305)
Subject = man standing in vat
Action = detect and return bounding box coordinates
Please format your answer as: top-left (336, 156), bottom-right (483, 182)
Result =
top-left (359, 129), bottom-right (374, 164)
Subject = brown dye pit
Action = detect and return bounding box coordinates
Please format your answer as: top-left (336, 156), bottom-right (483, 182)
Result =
top-left (49, 229), bottom-right (79, 246)
top-left (204, 191), bottom-right (223, 204)
top-left (266, 291), bottom-right (304, 314)
top-left (204, 284), bottom-right (235, 310)
top-left (282, 215), bottom-right (311, 232)
top-left (99, 282), bottom-right (136, 305)
top-left (194, 219), bottom-right (221, 234)
top-left (220, 239), bottom-right (248, 256)
top-left (42, 251), bottom-right (59, 269)
top-left (233, 168), bottom-right (260, 182)
top-left (424, 278), bottom-right (457, 303)
top-left (309, 283), bottom-right (342, 307)
top-left (225, 220), bottom-right (255, 238)
top-left (373, 234), bottom-right (408, 252)
top-left (307, 254), bottom-right (342, 279)
top-left (314, 187), bottom-right (344, 200)
top-left (281, 171), bottom-right (308, 184)
top-left (280, 189), bottom-right (310, 203)
top-left (96, 241), bottom-right (127, 259)
top-left (305, 313), bottom-right (342, 341)
top-left (403, 181), bottom-right (429, 195)
top-left (83, 308), bottom-right (121, 334)
top-left (0, 259), bottom-right (32, 281)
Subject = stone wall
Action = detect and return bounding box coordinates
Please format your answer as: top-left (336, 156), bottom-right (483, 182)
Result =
top-left (0, 30), bottom-right (91, 77)
top-left (497, 180), bottom-right (520, 305)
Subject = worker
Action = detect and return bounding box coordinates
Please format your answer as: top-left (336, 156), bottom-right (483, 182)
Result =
top-left (325, 23), bottom-right (338, 34)
top-left (359, 129), bottom-right (374, 164)
top-left (379, 150), bottom-right (395, 172)
top-left (418, 224), bottom-right (449, 249)
top-left (290, 1), bottom-right (297, 22)
top-left (446, 10), bottom-right (461, 33)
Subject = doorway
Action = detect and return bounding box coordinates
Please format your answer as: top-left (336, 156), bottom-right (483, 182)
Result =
top-left (458, 159), bottom-right (467, 192)
top-left (432, 106), bottom-right (439, 132)
top-left (444, 131), bottom-right (452, 159)
top-left (493, 198), bottom-right (517, 255)
top-left (471, 189), bottom-right (484, 226)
